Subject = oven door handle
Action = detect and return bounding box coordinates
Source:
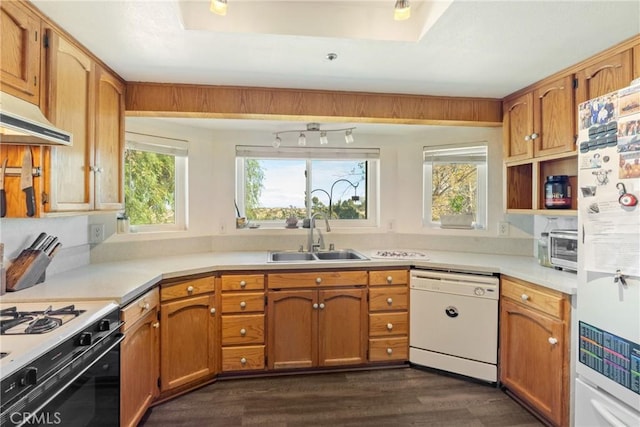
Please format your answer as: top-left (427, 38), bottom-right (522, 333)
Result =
top-left (15, 333), bottom-right (125, 427)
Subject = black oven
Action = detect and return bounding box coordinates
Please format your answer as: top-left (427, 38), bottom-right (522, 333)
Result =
top-left (1, 308), bottom-right (123, 427)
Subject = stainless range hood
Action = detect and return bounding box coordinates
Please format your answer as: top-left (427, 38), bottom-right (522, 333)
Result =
top-left (0, 92), bottom-right (72, 146)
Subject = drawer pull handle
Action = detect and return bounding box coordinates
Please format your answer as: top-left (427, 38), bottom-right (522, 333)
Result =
top-left (187, 285), bottom-right (194, 294)
top-left (210, 308), bottom-right (216, 315)
top-left (386, 276), bottom-right (393, 283)
top-left (152, 322), bottom-right (160, 329)
top-left (316, 277), bottom-right (322, 284)
top-left (387, 323), bottom-right (393, 331)
top-left (240, 357), bottom-right (247, 365)
top-left (240, 328), bottom-right (247, 336)
top-left (386, 348), bottom-right (393, 355)
top-left (548, 337), bottom-right (558, 345)
top-left (521, 293), bottom-right (529, 301)
top-left (387, 298), bottom-right (393, 305)
top-left (240, 301), bottom-right (247, 308)
top-left (239, 280), bottom-right (247, 288)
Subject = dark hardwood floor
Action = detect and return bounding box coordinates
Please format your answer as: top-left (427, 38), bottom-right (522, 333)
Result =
top-left (140, 367), bottom-right (543, 426)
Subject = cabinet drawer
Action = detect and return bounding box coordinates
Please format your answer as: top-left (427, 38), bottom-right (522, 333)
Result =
top-left (221, 314), bottom-right (264, 345)
top-left (369, 337), bottom-right (408, 362)
top-left (161, 276), bottom-right (215, 302)
top-left (369, 312), bottom-right (408, 337)
top-left (221, 274), bottom-right (265, 291)
top-left (369, 286), bottom-right (408, 311)
top-left (501, 276), bottom-right (566, 319)
top-left (268, 271), bottom-right (368, 289)
top-left (121, 288), bottom-right (159, 332)
top-left (369, 270), bottom-right (408, 286)
top-left (221, 292), bottom-right (265, 313)
top-left (221, 345), bottom-right (265, 372)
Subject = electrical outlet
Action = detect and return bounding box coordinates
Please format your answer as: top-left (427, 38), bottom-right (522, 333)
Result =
top-left (498, 221), bottom-right (509, 236)
top-left (89, 224), bottom-right (105, 243)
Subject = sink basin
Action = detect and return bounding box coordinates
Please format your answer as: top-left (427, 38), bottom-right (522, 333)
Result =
top-left (268, 249), bottom-right (369, 262)
top-left (269, 251), bottom-right (317, 262)
top-left (314, 250), bottom-right (369, 260)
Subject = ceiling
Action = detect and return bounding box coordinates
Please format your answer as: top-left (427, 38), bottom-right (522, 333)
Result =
top-left (31, 0), bottom-right (640, 134)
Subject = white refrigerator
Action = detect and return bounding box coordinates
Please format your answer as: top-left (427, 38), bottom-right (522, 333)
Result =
top-left (575, 80), bottom-right (640, 426)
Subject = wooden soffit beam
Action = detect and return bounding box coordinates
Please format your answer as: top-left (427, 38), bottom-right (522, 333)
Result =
top-left (125, 82), bottom-right (502, 127)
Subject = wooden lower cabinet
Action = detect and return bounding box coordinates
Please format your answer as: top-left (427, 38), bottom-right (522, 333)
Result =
top-left (120, 289), bottom-right (159, 427)
top-left (499, 276), bottom-right (570, 427)
top-left (267, 287), bottom-right (367, 370)
top-left (160, 292), bottom-right (217, 392)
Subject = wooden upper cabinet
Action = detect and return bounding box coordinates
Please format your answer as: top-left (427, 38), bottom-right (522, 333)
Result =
top-left (0, 1), bottom-right (41, 105)
top-left (43, 28), bottom-right (95, 212)
top-left (532, 75), bottom-right (575, 157)
top-left (633, 43), bottom-right (640, 80)
top-left (94, 65), bottom-right (124, 210)
top-left (503, 92), bottom-right (534, 161)
top-left (576, 49), bottom-right (633, 104)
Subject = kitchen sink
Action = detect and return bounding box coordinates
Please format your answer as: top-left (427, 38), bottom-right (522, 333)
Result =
top-left (267, 249), bottom-right (369, 263)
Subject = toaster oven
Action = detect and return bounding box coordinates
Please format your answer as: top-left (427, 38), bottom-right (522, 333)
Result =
top-left (549, 229), bottom-right (578, 271)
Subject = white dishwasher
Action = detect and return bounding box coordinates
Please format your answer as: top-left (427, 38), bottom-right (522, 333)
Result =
top-left (410, 269), bottom-right (499, 383)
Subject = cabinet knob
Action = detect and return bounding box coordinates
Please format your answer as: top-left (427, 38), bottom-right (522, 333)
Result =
top-left (316, 277), bottom-right (322, 284)
top-left (524, 135), bottom-right (531, 142)
top-left (548, 337), bottom-right (558, 345)
top-left (210, 308), bottom-right (216, 315)
top-left (240, 357), bottom-right (247, 365)
top-left (319, 303), bottom-right (325, 309)
top-left (313, 303), bottom-right (319, 309)
top-left (386, 348), bottom-right (393, 355)
top-left (521, 293), bottom-right (529, 301)
top-left (386, 323), bottom-right (393, 331)
top-left (240, 301), bottom-right (246, 308)
top-left (139, 300), bottom-right (150, 310)
top-left (386, 297), bottom-right (393, 305)
top-left (531, 133), bottom-right (539, 140)
top-left (187, 285), bottom-right (194, 294)
top-left (386, 276), bottom-right (393, 283)
top-left (240, 328), bottom-right (247, 336)
top-left (239, 280), bottom-right (247, 288)
top-left (152, 322), bottom-right (160, 328)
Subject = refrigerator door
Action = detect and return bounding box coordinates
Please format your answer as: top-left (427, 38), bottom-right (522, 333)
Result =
top-left (575, 378), bottom-right (640, 426)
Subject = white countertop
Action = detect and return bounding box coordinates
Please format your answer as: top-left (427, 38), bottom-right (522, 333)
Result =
top-left (0, 249), bottom-right (577, 306)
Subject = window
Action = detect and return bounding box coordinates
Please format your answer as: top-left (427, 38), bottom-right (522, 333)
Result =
top-left (124, 132), bottom-right (188, 232)
top-left (235, 146), bottom-right (378, 227)
top-left (423, 144), bottom-right (487, 229)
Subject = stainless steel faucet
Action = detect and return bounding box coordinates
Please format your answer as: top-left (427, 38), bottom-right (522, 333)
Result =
top-left (308, 212), bottom-right (331, 252)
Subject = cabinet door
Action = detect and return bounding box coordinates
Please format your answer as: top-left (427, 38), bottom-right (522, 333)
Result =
top-left (160, 294), bottom-right (216, 392)
top-left (120, 307), bottom-right (159, 427)
top-left (503, 92), bottom-right (534, 161)
top-left (43, 29), bottom-right (94, 212)
top-left (499, 299), bottom-right (567, 427)
top-left (576, 50), bottom-right (633, 104)
top-left (0, 2), bottom-right (40, 104)
top-left (318, 288), bottom-right (367, 367)
top-left (94, 65), bottom-right (124, 210)
top-left (634, 44), bottom-right (640, 81)
top-left (533, 75), bottom-right (575, 157)
top-left (267, 290), bottom-right (317, 369)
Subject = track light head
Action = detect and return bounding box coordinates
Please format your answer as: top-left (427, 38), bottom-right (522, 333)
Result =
top-left (394, 0), bottom-right (410, 20)
top-left (345, 129), bottom-right (354, 144)
top-left (298, 133), bottom-right (307, 146)
top-left (210, 0), bottom-right (228, 16)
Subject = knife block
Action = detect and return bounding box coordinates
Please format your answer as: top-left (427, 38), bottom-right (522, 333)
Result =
top-left (5, 249), bottom-right (50, 292)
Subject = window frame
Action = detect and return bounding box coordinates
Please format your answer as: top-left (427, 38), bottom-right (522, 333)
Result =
top-left (124, 131), bottom-right (189, 233)
top-left (235, 146), bottom-right (379, 228)
top-left (422, 143), bottom-right (488, 230)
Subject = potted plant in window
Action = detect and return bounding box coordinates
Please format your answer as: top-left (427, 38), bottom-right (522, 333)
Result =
top-left (440, 194), bottom-right (474, 229)
top-left (285, 205), bottom-right (299, 228)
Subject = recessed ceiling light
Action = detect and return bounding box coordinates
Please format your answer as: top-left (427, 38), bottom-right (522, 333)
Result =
top-left (326, 53), bottom-right (338, 61)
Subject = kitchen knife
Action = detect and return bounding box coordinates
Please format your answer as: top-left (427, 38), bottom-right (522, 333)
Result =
top-left (47, 242), bottom-right (62, 258)
top-left (42, 236), bottom-right (58, 254)
top-left (0, 158), bottom-right (7, 217)
top-left (29, 232), bottom-right (48, 250)
top-left (21, 148), bottom-right (36, 217)
top-left (38, 235), bottom-right (55, 252)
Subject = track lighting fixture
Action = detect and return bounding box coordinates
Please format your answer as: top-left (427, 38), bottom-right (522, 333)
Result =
top-left (272, 123), bottom-right (356, 147)
top-left (394, 0), bottom-right (410, 20)
top-left (210, 0), bottom-right (228, 16)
